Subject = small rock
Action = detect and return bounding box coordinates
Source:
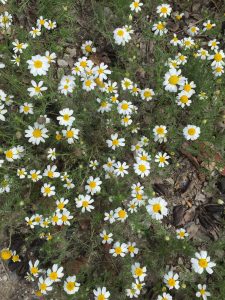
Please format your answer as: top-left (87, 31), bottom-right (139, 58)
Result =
top-left (57, 59), bottom-right (68, 67)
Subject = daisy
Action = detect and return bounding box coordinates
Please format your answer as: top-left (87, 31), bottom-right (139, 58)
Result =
top-left (140, 88), bottom-right (155, 101)
top-left (97, 98), bottom-right (112, 113)
top-left (133, 161), bottom-right (150, 177)
top-left (62, 127), bottom-right (79, 144)
top-left (56, 198), bottom-right (69, 211)
top-left (156, 4), bottom-right (172, 18)
top-left (12, 39), bottom-right (28, 53)
top-left (181, 37), bottom-right (195, 49)
top-left (44, 20), bottom-right (57, 30)
top-left (163, 68), bottom-right (186, 92)
top-left (38, 277), bottom-right (53, 294)
top-left (203, 20), bottom-right (216, 31)
top-left (89, 160), bottom-right (99, 170)
top-left (176, 228), bottom-right (189, 239)
top-left (27, 80), bottom-right (47, 97)
top-left (61, 209), bottom-right (73, 225)
top-left (152, 21), bottom-right (168, 36)
top-left (93, 63), bottom-right (111, 81)
top-left (85, 176), bottom-right (102, 195)
top-left (153, 125), bottom-right (167, 143)
top-left (28, 169), bottom-right (42, 182)
top-left (81, 77), bottom-right (96, 91)
top-left (45, 51), bottom-right (57, 63)
top-left (0, 248), bottom-right (12, 260)
top-left (196, 48), bottom-right (209, 60)
top-left (109, 242), bottom-right (128, 257)
top-left (43, 165), bottom-right (60, 178)
top-left (11, 54), bottom-right (20, 66)
top-left (41, 183), bottom-right (55, 197)
top-left (93, 287), bottom-right (110, 300)
top-left (113, 27), bottom-right (132, 46)
top-left (146, 197), bottom-right (168, 220)
top-left (104, 210), bottom-right (116, 224)
top-left (196, 284), bottom-right (211, 300)
top-left (170, 34), bottom-right (180, 46)
top-left (76, 194), bottom-right (94, 212)
top-left (157, 292), bottom-right (173, 300)
top-left (183, 125), bottom-right (200, 141)
top-left (164, 271), bottom-right (180, 290)
top-left (131, 263), bottom-right (147, 282)
top-left (209, 50), bottom-right (225, 67)
top-left (27, 55), bottom-right (50, 76)
top-left (81, 40), bottom-right (96, 55)
top-left (127, 242), bottom-right (139, 257)
top-left (106, 133), bottom-right (125, 150)
top-left (121, 78), bottom-right (133, 90)
top-left (130, 0), bottom-right (143, 13)
top-left (47, 148), bottom-right (56, 161)
top-left (63, 179), bottom-right (75, 190)
top-left (179, 80), bottom-right (196, 97)
top-left (121, 115), bottom-right (132, 127)
top-left (100, 230), bottom-right (113, 244)
top-left (114, 161), bottom-right (129, 177)
top-left (57, 108), bottom-right (75, 126)
top-left (17, 168), bottom-right (27, 179)
top-left (155, 152), bottom-right (170, 167)
top-left (117, 100), bottom-right (134, 115)
top-left (128, 200), bottom-right (138, 213)
top-left (4, 148), bottom-right (19, 162)
top-left (103, 158), bottom-right (115, 173)
top-left (19, 102), bottom-right (33, 115)
top-left (191, 251), bottom-right (216, 274)
top-left (25, 123), bottom-right (48, 145)
top-left (208, 39), bottom-right (219, 51)
top-left (114, 207), bottom-right (128, 222)
top-left (37, 16), bottom-right (47, 27)
top-left (29, 27), bottom-right (41, 38)
top-left (105, 81), bottom-right (118, 94)
top-left (29, 260), bottom-right (42, 277)
top-left (176, 91), bottom-right (192, 108)
top-left (187, 25), bottom-right (200, 36)
top-left (47, 264), bottom-right (64, 283)
top-left (212, 65), bottom-right (224, 77)
top-left (64, 276), bottom-right (80, 295)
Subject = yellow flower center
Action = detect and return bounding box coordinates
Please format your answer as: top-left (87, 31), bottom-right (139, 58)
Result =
top-left (214, 53), bottom-right (222, 62)
top-left (135, 267), bottom-right (143, 276)
top-left (161, 7), bottom-right (168, 13)
top-left (49, 271), bottom-right (58, 281)
top-left (153, 203), bottom-right (161, 213)
top-left (169, 75), bottom-right (179, 85)
top-left (30, 267), bottom-right (38, 274)
top-left (66, 281), bottom-right (75, 291)
top-left (82, 200), bottom-right (89, 207)
top-left (5, 150), bottom-right (13, 159)
top-left (40, 283), bottom-right (47, 291)
top-left (187, 128), bottom-right (196, 136)
top-left (168, 278), bottom-right (176, 287)
top-left (121, 103), bottom-right (129, 110)
top-left (198, 258), bottom-right (208, 268)
top-left (157, 23), bottom-right (164, 30)
top-left (138, 164), bottom-right (146, 172)
top-left (180, 95), bottom-right (189, 103)
top-left (57, 203), bottom-right (64, 210)
top-left (34, 60), bottom-right (43, 68)
top-left (184, 84), bottom-right (191, 92)
top-left (1, 249), bottom-right (12, 260)
top-left (85, 45), bottom-right (92, 52)
top-left (33, 129), bottom-right (42, 138)
top-left (66, 130), bottom-right (74, 138)
top-left (118, 209), bottom-right (126, 219)
top-left (115, 247), bottom-right (122, 255)
top-left (117, 29), bottom-right (124, 37)
top-left (97, 295), bottom-right (105, 300)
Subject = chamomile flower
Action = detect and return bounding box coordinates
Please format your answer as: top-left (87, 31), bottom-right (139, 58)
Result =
top-left (181, 37), bottom-right (195, 49)
top-left (38, 277), bottom-right (53, 294)
top-left (97, 98), bottom-right (112, 113)
top-left (163, 68), bottom-right (186, 92)
top-left (121, 78), bottom-right (133, 90)
top-left (176, 228), bottom-right (189, 239)
top-left (187, 25), bottom-right (200, 36)
top-left (155, 152), bottom-right (170, 167)
top-left (104, 210), bottom-right (116, 224)
top-left (191, 251), bottom-right (216, 274)
top-left (164, 271), bottom-right (180, 290)
top-left (57, 108), bottom-right (75, 126)
top-left (153, 125), bottom-right (167, 143)
top-left (61, 209), bottom-right (73, 225)
top-left (140, 88), bottom-right (155, 101)
top-left (208, 39), bottom-right (219, 51)
top-left (0, 11), bottom-right (13, 29)
top-left (37, 16), bottom-right (47, 27)
top-left (130, 0), bottom-right (143, 13)
top-left (19, 102), bottom-right (33, 115)
top-left (17, 168), bottom-right (27, 179)
top-left (12, 39), bottom-right (28, 53)
top-left (81, 40), bottom-right (96, 55)
top-left (75, 194), bottom-right (94, 212)
top-left (146, 197), bottom-right (168, 220)
top-left (133, 161), bottom-right (150, 177)
top-left (85, 176), bottom-right (102, 195)
top-left (27, 55), bottom-right (50, 76)
top-left (203, 20), bottom-right (215, 31)
top-left (41, 183), bottom-right (55, 197)
top-left (106, 133), bottom-right (125, 150)
top-left (131, 263), bottom-right (147, 282)
top-left (156, 4), bottom-right (172, 18)
top-left (121, 115), bottom-right (132, 127)
top-left (43, 165), bottom-right (60, 178)
top-left (62, 127), bottom-right (79, 144)
top-left (45, 51), bottom-right (57, 63)
top-left (176, 91), bottom-right (192, 108)
top-left (100, 230), bottom-right (113, 244)
top-left (183, 125), bottom-right (200, 140)
top-left (209, 50), bottom-right (225, 67)
top-left (25, 123), bottom-right (49, 145)
top-left (170, 34), bottom-right (181, 46)
top-left (28, 169), bottom-right (42, 182)
top-left (29, 27), bottom-right (41, 38)
top-left (0, 248), bottom-right (12, 260)
top-left (4, 148), bottom-right (18, 162)
top-left (47, 148), bottom-right (56, 161)
top-left (27, 80), bottom-right (47, 97)
top-left (114, 207), bottom-right (128, 222)
top-left (157, 292), bottom-right (173, 300)
top-left (109, 241), bottom-right (128, 257)
top-left (179, 80), bottom-right (196, 97)
top-left (29, 260), bottom-right (42, 277)
top-left (127, 242), bottom-right (139, 257)
top-left (196, 284), bottom-right (211, 300)
top-left (47, 264), bottom-right (64, 283)
top-left (44, 20), bottom-right (57, 30)
top-left (128, 200), bottom-right (138, 213)
top-left (152, 21), bottom-right (168, 36)
top-left (11, 54), bottom-right (20, 66)
top-left (64, 276), bottom-right (80, 295)
top-left (114, 26), bottom-right (132, 46)
top-left (212, 65), bottom-right (224, 77)
top-left (117, 100), bottom-right (134, 115)
top-left (93, 63), bottom-right (111, 81)
top-left (114, 161), bottom-right (129, 177)
top-left (81, 77), bottom-right (96, 91)
top-left (93, 287), bottom-right (110, 300)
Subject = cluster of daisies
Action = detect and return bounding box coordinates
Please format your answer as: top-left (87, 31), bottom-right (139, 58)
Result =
top-left (0, 0), bottom-right (224, 298)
